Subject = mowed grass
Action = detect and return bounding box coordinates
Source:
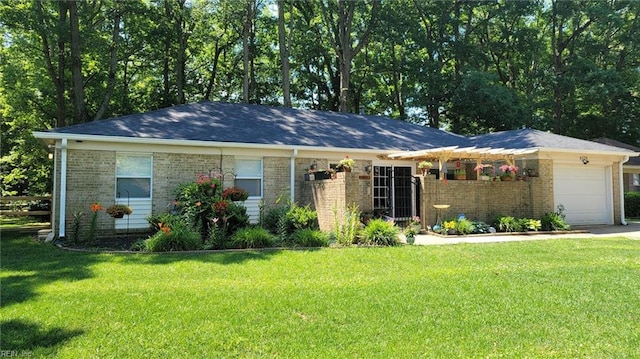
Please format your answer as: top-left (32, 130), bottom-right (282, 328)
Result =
top-left (2, 233), bottom-right (639, 358)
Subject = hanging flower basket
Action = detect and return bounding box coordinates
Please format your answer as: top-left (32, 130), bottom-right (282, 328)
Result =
top-left (106, 204), bottom-right (133, 218)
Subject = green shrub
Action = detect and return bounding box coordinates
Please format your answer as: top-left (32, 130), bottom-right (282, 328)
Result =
top-left (144, 221), bottom-right (202, 252)
top-left (519, 218), bottom-right (541, 231)
top-left (147, 212), bottom-right (183, 232)
top-left (455, 218), bottom-right (475, 235)
top-left (360, 219), bottom-right (399, 246)
top-left (285, 204), bottom-right (318, 231)
top-left (472, 221), bottom-right (492, 234)
top-left (541, 212), bottom-right (570, 231)
top-left (261, 204), bottom-right (290, 234)
top-left (496, 216), bottom-right (523, 232)
top-left (230, 227), bottom-right (274, 248)
top-left (333, 205), bottom-right (361, 246)
top-left (222, 201), bottom-right (250, 234)
top-left (291, 228), bottom-right (329, 247)
top-left (130, 239), bottom-right (146, 251)
top-left (625, 192), bottom-right (640, 217)
top-left (541, 205), bottom-right (570, 231)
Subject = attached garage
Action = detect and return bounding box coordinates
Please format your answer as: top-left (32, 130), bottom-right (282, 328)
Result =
top-left (553, 164), bottom-right (612, 225)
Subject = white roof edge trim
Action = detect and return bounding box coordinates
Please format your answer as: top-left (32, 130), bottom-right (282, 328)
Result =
top-left (31, 132), bottom-right (390, 155)
top-left (536, 147), bottom-right (638, 157)
top-left (388, 147), bottom-right (539, 159)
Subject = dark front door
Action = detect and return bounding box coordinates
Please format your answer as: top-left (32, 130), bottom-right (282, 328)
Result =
top-left (373, 166), bottom-right (419, 221)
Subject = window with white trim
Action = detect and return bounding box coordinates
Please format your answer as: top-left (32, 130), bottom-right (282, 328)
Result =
top-left (116, 154), bottom-right (152, 199)
top-left (234, 159), bottom-right (262, 197)
top-left (633, 173), bottom-right (640, 187)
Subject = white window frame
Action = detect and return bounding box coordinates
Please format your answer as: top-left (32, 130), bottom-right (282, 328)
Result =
top-left (115, 153), bottom-right (153, 200)
top-left (234, 158), bottom-right (263, 198)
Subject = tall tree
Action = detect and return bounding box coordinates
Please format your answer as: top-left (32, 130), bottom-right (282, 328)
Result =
top-left (277, 0), bottom-right (291, 107)
top-left (321, 0), bottom-right (379, 112)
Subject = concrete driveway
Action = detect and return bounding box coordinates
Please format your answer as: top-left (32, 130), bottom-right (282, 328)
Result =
top-left (413, 220), bottom-right (640, 245)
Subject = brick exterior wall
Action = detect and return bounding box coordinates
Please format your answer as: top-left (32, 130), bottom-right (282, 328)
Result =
top-left (63, 149), bottom-right (116, 237)
top-left (58, 149), bottom-right (233, 238)
top-left (612, 161), bottom-right (621, 223)
top-left (53, 149), bottom-right (625, 237)
top-left (417, 159), bottom-right (556, 229)
top-left (301, 169), bottom-right (372, 232)
top-left (262, 157), bottom-right (292, 208)
top-left (153, 152), bottom-right (235, 215)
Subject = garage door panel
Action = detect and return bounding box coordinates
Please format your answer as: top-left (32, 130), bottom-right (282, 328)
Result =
top-left (553, 165), bottom-right (610, 225)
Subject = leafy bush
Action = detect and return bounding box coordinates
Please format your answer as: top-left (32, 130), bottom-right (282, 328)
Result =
top-left (519, 218), bottom-right (542, 231)
top-left (541, 205), bottom-right (570, 231)
top-left (261, 204), bottom-right (290, 234)
top-left (625, 192), bottom-right (640, 218)
top-left (230, 227), bottom-right (275, 248)
top-left (144, 221), bottom-right (202, 252)
top-left (147, 212), bottom-right (183, 232)
top-left (496, 216), bottom-right (522, 232)
top-left (130, 239), bottom-right (146, 251)
top-left (455, 218), bottom-right (475, 235)
top-left (220, 201), bottom-right (250, 234)
top-left (291, 228), bottom-right (329, 247)
top-left (360, 219), bottom-right (399, 246)
top-left (333, 205), bottom-right (361, 246)
top-left (285, 204), bottom-right (318, 231)
top-left (541, 212), bottom-right (570, 231)
top-left (472, 221), bottom-right (492, 234)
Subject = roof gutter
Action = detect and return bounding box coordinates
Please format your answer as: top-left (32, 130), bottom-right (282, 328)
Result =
top-left (620, 156), bottom-right (629, 226)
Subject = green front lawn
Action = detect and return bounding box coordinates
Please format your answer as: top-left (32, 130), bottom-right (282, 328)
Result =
top-left (2, 232), bottom-right (639, 358)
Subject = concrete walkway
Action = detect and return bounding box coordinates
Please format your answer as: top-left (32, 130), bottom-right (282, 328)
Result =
top-left (413, 220), bottom-right (640, 245)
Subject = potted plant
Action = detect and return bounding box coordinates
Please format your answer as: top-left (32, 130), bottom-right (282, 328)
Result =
top-left (106, 204), bottom-right (133, 218)
top-left (338, 155), bottom-right (355, 172)
top-left (454, 168), bottom-right (466, 180)
top-left (221, 186), bottom-right (249, 201)
top-left (408, 216), bottom-right (422, 232)
top-left (474, 164), bottom-right (493, 180)
top-left (404, 226), bottom-right (418, 244)
top-left (418, 161), bottom-right (433, 176)
top-left (499, 164), bottom-right (518, 181)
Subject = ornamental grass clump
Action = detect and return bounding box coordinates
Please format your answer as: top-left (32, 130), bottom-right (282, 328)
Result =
top-left (144, 220), bottom-right (201, 252)
top-left (541, 205), bottom-right (571, 231)
top-left (230, 227), bottom-right (275, 248)
top-left (291, 228), bottom-right (329, 247)
top-left (360, 218), bottom-right (399, 246)
top-left (332, 204), bottom-right (361, 246)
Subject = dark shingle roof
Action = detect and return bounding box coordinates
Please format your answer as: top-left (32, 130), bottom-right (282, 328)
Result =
top-left (40, 102), bottom-right (638, 158)
top-left (592, 138), bottom-right (640, 165)
top-left (471, 129), bottom-right (634, 154)
top-left (45, 101), bottom-right (467, 151)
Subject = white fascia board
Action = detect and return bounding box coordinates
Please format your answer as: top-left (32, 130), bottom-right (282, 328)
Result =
top-left (32, 132), bottom-right (388, 157)
top-left (537, 147), bottom-right (637, 158)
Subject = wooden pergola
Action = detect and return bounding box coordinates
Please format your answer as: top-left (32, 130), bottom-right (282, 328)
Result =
top-left (385, 146), bottom-right (538, 180)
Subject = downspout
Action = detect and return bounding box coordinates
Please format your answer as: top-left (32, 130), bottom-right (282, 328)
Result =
top-left (290, 149), bottom-right (298, 201)
top-left (58, 138), bottom-right (68, 238)
top-left (620, 157), bottom-right (629, 226)
top-left (51, 143), bottom-right (58, 236)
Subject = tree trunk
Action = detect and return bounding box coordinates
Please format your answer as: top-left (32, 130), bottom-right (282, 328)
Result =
top-left (242, 0), bottom-right (254, 103)
top-left (277, 0), bottom-right (291, 107)
top-left (94, 2), bottom-right (121, 121)
top-left (68, 0), bottom-right (88, 123)
top-left (36, 2), bottom-right (67, 128)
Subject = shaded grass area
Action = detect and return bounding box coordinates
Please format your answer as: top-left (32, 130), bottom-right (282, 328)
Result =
top-left (1, 232), bottom-right (639, 358)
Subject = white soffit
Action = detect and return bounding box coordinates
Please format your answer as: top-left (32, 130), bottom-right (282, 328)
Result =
top-left (387, 146), bottom-right (538, 160)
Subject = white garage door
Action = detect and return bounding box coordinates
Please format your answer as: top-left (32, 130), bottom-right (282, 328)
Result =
top-left (553, 165), bottom-right (611, 225)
